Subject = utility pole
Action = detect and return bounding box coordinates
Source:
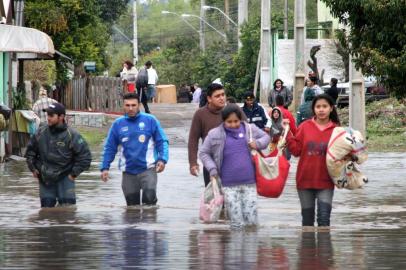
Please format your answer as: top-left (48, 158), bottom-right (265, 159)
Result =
top-left (200, 0), bottom-right (206, 51)
top-left (238, 0), bottom-right (248, 49)
top-left (349, 56), bottom-right (366, 136)
top-left (284, 0), bottom-right (288, 39)
top-left (133, 1), bottom-right (139, 64)
top-left (259, 0), bottom-right (272, 103)
top-left (293, 0), bottom-right (306, 112)
top-left (225, 0), bottom-right (230, 31)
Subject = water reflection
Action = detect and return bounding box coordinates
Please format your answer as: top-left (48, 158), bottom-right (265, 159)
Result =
top-left (298, 231), bottom-right (335, 270)
top-left (188, 230), bottom-right (291, 270)
top-left (122, 208), bottom-right (168, 269)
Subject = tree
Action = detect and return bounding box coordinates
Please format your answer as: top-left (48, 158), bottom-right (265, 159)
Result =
top-left (322, 1), bottom-right (406, 98)
top-left (24, 0), bottom-right (129, 82)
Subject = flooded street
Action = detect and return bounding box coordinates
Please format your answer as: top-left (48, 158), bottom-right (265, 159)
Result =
top-left (0, 104), bottom-right (405, 269)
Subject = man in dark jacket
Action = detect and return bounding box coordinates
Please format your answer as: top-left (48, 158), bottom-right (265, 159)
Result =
top-left (241, 91), bottom-right (269, 130)
top-left (326, 78), bottom-right (339, 104)
top-left (25, 102), bottom-right (92, 208)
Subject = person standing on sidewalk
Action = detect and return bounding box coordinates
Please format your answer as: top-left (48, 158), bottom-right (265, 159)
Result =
top-left (268, 79), bottom-right (293, 109)
top-left (145, 60), bottom-right (158, 103)
top-left (136, 64), bottom-right (151, 114)
top-left (121, 60), bottom-right (138, 93)
top-left (25, 102), bottom-right (92, 208)
top-left (32, 87), bottom-right (58, 123)
top-left (100, 93), bottom-right (169, 206)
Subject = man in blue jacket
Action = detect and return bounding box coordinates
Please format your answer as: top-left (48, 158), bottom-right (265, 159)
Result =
top-left (100, 93), bottom-right (169, 206)
top-left (241, 91), bottom-right (269, 130)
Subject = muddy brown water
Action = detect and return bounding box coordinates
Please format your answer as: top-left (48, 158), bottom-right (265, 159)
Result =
top-left (1, 103), bottom-right (405, 269)
top-left (0, 148), bottom-right (405, 269)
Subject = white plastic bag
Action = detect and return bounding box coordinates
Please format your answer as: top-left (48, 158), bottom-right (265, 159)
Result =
top-left (199, 177), bottom-right (224, 223)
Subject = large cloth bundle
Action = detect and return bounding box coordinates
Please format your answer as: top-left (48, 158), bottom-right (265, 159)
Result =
top-left (326, 127), bottom-right (368, 189)
top-left (250, 125), bottom-right (290, 198)
top-left (199, 177), bottom-right (224, 223)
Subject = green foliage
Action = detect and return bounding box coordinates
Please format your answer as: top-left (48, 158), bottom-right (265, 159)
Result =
top-left (322, 0), bottom-right (406, 98)
top-left (12, 84), bottom-right (29, 110)
top-left (25, 0), bottom-right (129, 82)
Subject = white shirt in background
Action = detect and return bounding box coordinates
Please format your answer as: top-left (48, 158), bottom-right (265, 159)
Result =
top-left (147, 68), bottom-right (158, 85)
top-left (192, 87), bottom-right (202, 103)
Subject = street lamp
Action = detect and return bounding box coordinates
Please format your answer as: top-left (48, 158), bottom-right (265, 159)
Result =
top-left (181, 13), bottom-right (227, 40)
top-left (161, 10), bottom-right (200, 34)
top-left (202, 5), bottom-right (237, 26)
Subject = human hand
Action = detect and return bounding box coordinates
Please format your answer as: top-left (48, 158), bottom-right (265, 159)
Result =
top-left (156, 161), bottom-right (166, 173)
top-left (248, 141), bottom-right (257, 150)
top-left (282, 119), bottom-right (290, 127)
top-left (101, 170), bottom-right (109, 182)
top-left (32, 170), bottom-right (40, 179)
top-left (68, 175), bottom-right (76, 181)
top-left (190, 165), bottom-right (200, 176)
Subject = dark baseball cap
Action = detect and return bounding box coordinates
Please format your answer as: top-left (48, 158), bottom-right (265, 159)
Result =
top-left (243, 91), bottom-right (255, 99)
top-left (43, 103), bottom-right (66, 115)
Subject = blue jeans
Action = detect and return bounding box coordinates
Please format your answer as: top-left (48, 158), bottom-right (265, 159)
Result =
top-left (297, 189), bottom-right (334, 226)
top-left (147, 84), bottom-right (156, 100)
top-left (39, 176), bottom-right (76, 207)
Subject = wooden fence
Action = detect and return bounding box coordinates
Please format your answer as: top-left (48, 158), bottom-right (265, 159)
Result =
top-left (61, 77), bottom-right (124, 112)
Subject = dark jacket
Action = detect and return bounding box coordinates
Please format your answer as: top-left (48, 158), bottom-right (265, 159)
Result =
top-left (242, 102), bottom-right (268, 129)
top-left (25, 123), bottom-right (92, 183)
top-left (296, 88), bottom-right (316, 126)
top-left (326, 85), bottom-right (339, 104)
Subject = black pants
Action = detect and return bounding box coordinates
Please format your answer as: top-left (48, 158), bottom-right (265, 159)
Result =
top-left (137, 86), bottom-right (150, 114)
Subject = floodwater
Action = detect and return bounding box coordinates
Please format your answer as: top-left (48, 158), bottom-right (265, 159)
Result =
top-left (0, 146), bottom-right (405, 269)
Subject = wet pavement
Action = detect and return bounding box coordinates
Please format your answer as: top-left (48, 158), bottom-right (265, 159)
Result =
top-left (0, 104), bottom-right (405, 269)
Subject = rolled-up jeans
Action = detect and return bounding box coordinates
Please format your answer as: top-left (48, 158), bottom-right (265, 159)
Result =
top-left (297, 189), bottom-right (334, 227)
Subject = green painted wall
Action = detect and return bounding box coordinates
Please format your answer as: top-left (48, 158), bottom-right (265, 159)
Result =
top-left (0, 53), bottom-right (9, 106)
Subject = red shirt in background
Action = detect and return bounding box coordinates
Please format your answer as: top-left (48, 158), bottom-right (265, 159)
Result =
top-left (277, 105), bottom-right (297, 135)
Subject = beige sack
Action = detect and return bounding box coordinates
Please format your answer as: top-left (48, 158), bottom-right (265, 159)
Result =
top-left (326, 127), bottom-right (368, 189)
top-left (335, 161), bottom-right (369, 189)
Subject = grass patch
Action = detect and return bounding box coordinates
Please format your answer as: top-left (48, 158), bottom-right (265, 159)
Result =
top-left (77, 127), bottom-right (108, 147)
top-left (338, 97), bottom-right (406, 152)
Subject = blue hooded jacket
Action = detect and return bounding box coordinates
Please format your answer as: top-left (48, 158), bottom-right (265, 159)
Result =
top-left (101, 112), bottom-right (169, 175)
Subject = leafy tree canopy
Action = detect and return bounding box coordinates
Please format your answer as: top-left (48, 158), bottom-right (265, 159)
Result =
top-left (322, 0), bottom-right (406, 98)
top-left (25, 0), bottom-right (129, 82)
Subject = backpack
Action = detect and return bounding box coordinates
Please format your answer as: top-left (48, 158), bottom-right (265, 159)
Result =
top-left (136, 68), bottom-right (149, 88)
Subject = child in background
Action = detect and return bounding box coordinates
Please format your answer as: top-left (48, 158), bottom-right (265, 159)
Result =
top-left (269, 107), bottom-right (284, 143)
top-left (286, 94), bottom-right (340, 227)
top-left (199, 104), bottom-right (270, 228)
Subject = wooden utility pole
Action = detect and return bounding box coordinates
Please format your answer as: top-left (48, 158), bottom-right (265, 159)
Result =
top-left (349, 56), bottom-right (366, 136)
top-left (259, 0), bottom-right (272, 103)
top-left (293, 0), bottom-right (306, 112)
top-left (238, 0), bottom-right (248, 49)
top-left (224, 0), bottom-right (230, 31)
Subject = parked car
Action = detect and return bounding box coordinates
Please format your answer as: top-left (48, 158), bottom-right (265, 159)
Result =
top-left (321, 81), bottom-right (389, 108)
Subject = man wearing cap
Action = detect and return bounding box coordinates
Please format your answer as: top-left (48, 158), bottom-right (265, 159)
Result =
top-left (241, 91), bottom-right (269, 131)
top-left (32, 87), bottom-right (58, 122)
top-left (25, 102), bottom-right (92, 208)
